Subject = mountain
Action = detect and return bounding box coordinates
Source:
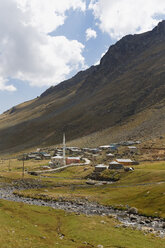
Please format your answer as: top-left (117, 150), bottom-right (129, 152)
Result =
top-left (0, 21), bottom-right (165, 153)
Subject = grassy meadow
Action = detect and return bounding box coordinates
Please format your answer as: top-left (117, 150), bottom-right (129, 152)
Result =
top-left (0, 200), bottom-right (165, 248)
top-left (3, 160), bottom-right (165, 218)
top-left (0, 158), bottom-right (165, 247)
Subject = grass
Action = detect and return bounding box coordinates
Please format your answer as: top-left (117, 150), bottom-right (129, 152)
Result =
top-left (116, 161), bottom-right (165, 185)
top-left (14, 161), bottom-right (165, 218)
top-left (16, 182), bottom-right (165, 218)
top-left (0, 159), bottom-right (48, 173)
top-left (136, 161), bottom-right (165, 170)
top-left (42, 165), bottom-right (94, 179)
top-left (1, 159), bottom-right (165, 247)
top-left (0, 199), bottom-right (165, 248)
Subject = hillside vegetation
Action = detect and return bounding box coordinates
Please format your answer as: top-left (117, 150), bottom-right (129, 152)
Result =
top-left (0, 21), bottom-right (165, 153)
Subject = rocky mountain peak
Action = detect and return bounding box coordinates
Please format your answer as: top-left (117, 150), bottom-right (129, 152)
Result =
top-left (152, 20), bottom-right (165, 35)
top-left (100, 20), bottom-right (165, 69)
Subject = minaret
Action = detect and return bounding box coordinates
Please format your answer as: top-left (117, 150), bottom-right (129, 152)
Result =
top-left (63, 133), bottom-right (66, 166)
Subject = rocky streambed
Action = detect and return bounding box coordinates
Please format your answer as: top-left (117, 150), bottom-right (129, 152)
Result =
top-left (0, 186), bottom-right (165, 238)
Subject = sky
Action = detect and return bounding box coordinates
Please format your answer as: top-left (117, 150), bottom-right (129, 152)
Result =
top-left (0, 0), bottom-right (165, 113)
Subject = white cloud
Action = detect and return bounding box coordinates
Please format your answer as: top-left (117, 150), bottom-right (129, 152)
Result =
top-left (17, 0), bottom-right (86, 33)
top-left (0, 77), bottom-right (16, 92)
top-left (86, 28), bottom-right (97, 40)
top-left (0, 0), bottom-right (86, 91)
top-left (89, 0), bottom-right (165, 39)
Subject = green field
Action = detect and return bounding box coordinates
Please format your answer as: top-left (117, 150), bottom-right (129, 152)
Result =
top-left (0, 200), bottom-right (165, 248)
top-left (10, 161), bottom-right (165, 218)
top-left (0, 160), bottom-right (165, 247)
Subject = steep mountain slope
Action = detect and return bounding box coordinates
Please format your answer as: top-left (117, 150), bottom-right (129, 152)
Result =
top-left (0, 21), bottom-right (165, 153)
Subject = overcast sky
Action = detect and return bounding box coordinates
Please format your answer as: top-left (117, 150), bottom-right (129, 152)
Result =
top-left (0, 0), bottom-right (165, 113)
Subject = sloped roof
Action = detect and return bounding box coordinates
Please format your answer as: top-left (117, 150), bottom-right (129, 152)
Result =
top-left (116, 159), bottom-right (133, 163)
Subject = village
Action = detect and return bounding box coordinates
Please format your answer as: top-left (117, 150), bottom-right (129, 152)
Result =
top-left (0, 136), bottom-right (165, 245)
top-left (16, 135), bottom-right (165, 182)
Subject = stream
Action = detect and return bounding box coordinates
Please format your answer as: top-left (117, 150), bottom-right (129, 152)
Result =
top-left (0, 186), bottom-right (165, 238)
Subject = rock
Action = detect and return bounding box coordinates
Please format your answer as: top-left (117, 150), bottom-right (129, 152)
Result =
top-left (128, 207), bottom-right (138, 214)
top-left (115, 225), bottom-right (120, 228)
top-left (130, 214), bottom-right (138, 221)
top-left (41, 236), bottom-right (46, 239)
top-left (141, 227), bottom-right (150, 233)
top-left (139, 221), bottom-right (145, 225)
top-left (121, 224), bottom-right (128, 228)
top-left (97, 245), bottom-right (104, 248)
top-left (145, 219), bottom-right (151, 224)
top-left (108, 214), bottom-right (117, 219)
top-left (100, 220), bottom-right (106, 224)
top-left (86, 180), bottom-right (96, 185)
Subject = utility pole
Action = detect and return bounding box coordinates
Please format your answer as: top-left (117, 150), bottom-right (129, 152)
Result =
top-left (63, 133), bottom-right (66, 166)
top-left (8, 159), bottom-right (11, 172)
top-left (22, 154), bottom-right (25, 179)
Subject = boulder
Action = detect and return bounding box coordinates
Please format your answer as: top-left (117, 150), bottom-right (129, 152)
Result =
top-left (128, 207), bottom-right (138, 214)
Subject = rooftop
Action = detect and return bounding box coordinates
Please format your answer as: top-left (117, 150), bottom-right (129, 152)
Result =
top-left (116, 159), bottom-right (133, 163)
top-left (52, 156), bottom-right (63, 159)
top-left (110, 161), bottom-right (122, 165)
top-left (67, 157), bottom-right (81, 160)
top-left (95, 164), bottom-right (108, 168)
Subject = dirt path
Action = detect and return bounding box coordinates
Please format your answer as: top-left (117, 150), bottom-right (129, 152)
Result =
top-left (29, 158), bottom-right (91, 175)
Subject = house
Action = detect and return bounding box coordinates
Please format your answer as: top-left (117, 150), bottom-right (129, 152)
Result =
top-left (66, 157), bottom-right (81, 165)
top-left (88, 148), bottom-right (101, 154)
top-left (99, 145), bottom-right (118, 151)
top-left (135, 141), bottom-right (141, 144)
top-left (57, 149), bottom-right (63, 153)
top-left (51, 155), bottom-right (63, 166)
top-left (128, 146), bottom-right (137, 153)
top-left (109, 161), bottom-right (124, 170)
top-left (35, 156), bottom-right (42, 160)
top-left (109, 146), bottom-right (118, 152)
top-left (66, 147), bottom-right (79, 150)
top-left (40, 152), bottom-right (51, 159)
top-left (99, 145), bottom-right (111, 150)
top-left (120, 141), bottom-right (137, 146)
top-left (71, 148), bottom-right (81, 153)
top-left (95, 164), bottom-right (108, 172)
top-left (115, 159), bottom-right (135, 166)
top-left (67, 148), bottom-right (82, 155)
top-left (106, 153), bottom-right (115, 158)
top-left (82, 148), bottom-right (90, 152)
top-left (27, 154), bottom-right (39, 160)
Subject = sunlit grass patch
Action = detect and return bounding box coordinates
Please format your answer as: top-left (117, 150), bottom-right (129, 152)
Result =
top-left (0, 200), bottom-right (165, 248)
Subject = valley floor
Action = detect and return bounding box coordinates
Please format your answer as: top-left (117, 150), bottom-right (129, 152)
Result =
top-left (1, 199), bottom-right (165, 248)
top-left (0, 158), bottom-right (165, 247)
